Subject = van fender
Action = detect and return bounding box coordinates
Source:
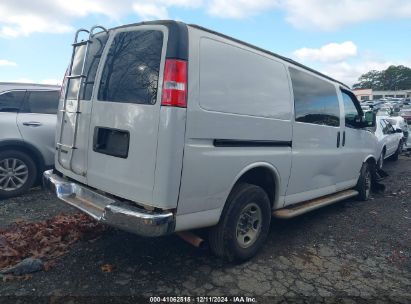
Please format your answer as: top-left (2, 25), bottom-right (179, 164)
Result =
top-left (219, 161), bottom-right (282, 215)
top-left (363, 154), bottom-right (377, 165)
top-left (175, 162), bottom-right (282, 232)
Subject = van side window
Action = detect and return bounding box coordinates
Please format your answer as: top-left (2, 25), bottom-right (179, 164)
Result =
top-left (341, 91), bottom-right (360, 128)
top-left (289, 68), bottom-right (340, 127)
top-left (98, 30), bottom-right (164, 104)
top-left (21, 90), bottom-right (60, 114)
top-left (0, 91), bottom-right (25, 112)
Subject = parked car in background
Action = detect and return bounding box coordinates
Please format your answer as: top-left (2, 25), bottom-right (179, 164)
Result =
top-left (44, 21), bottom-right (378, 261)
top-left (370, 100), bottom-right (385, 110)
top-left (376, 108), bottom-right (391, 117)
top-left (361, 105), bottom-right (370, 112)
top-left (375, 116), bottom-right (403, 169)
top-left (0, 82), bottom-right (60, 198)
top-left (385, 116), bottom-right (409, 149)
top-left (399, 108), bottom-right (411, 125)
top-left (382, 103), bottom-right (393, 109)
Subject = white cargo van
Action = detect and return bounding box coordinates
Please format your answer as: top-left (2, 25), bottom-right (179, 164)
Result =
top-left (44, 21), bottom-right (378, 261)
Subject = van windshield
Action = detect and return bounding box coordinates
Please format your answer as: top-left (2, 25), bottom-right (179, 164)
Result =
top-left (66, 31), bottom-right (109, 100)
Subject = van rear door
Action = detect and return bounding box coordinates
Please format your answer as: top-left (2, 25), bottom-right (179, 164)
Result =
top-left (56, 30), bottom-right (109, 183)
top-left (86, 26), bottom-right (167, 205)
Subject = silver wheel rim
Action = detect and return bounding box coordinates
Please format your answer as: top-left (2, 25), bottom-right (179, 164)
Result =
top-left (379, 153), bottom-right (384, 169)
top-left (364, 168), bottom-right (371, 198)
top-left (236, 202), bottom-right (262, 249)
top-left (0, 158), bottom-right (29, 191)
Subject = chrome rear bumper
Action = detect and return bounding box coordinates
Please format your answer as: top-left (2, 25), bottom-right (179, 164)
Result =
top-left (43, 170), bottom-right (175, 237)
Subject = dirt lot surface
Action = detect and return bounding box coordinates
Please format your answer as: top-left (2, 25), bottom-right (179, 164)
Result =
top-left (1, 156), bottom-right (410, 302)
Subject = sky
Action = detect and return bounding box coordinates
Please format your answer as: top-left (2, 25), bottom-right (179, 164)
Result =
top-left (0, 0), bottom-right (410, 88)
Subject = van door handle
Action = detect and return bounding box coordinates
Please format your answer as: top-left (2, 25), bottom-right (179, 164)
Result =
top-left (342, 131), bottom-right (346, 146)
top-left (337, 131), bottom-right (340, 148)
top-left (22, 121), bottom-right (42, 127)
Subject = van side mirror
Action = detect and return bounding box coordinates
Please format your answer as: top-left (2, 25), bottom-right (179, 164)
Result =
top-left (362, 111), bottom-right (376, 128)
top-left (395, 128), bottom-right (403, 133)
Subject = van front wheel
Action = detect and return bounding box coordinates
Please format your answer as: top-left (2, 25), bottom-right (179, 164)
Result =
top-left (356, 162), bottom-right (372, 201)
top-left (208, 183), bottom-right (271, 262)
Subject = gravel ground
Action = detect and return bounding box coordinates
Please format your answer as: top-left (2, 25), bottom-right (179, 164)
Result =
top-left (0, 155), bottom-right (410, 302)
top-left (0, 187), bottom-right (76, 229)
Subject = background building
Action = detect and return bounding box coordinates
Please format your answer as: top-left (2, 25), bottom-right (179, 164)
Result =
top-left (353, 89), bottom-right (411, 101)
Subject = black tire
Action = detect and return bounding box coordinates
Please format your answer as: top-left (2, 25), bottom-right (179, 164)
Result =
top-left (391, 140), bottom-right (403, 161)
top-left (377, 149), bottom-right (385, 170)
top-left (208, 183), bottom-right (271, 262)
top-left (356, 162), bottom-right (372, 201)
top-left (0, 150), bottom-right (37, 199)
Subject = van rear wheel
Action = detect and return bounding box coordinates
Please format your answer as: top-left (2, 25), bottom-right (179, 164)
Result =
top-left (208, 183), bottom-right (271, 262)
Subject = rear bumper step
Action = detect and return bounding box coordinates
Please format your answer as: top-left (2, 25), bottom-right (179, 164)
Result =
top-left (43, 170), bottom-right (175, 237)
top-left (273, 189), bottom-right (359, 219)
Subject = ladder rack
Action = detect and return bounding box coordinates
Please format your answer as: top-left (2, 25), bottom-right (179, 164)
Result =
top-left (57, 25), bottom-right (108, 176)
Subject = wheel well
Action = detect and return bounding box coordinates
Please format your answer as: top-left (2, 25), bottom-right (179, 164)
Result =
top-left (235, 167), bottom-right (276, 207)
top-left (382, 146), bottom-right (386, 154)
top-left (366, 157), bottom-right (376, 166)
top-left (0, 143), bottom-right (45, 181)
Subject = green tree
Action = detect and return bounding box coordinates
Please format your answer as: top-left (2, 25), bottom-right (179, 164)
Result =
top-left (352, 65), bottom-right (411, 90)
top-left (352, 70), bottom-right (382, 89)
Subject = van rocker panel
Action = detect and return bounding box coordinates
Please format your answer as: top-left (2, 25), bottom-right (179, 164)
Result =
top-left (43, 170), bottom-right (175, 237)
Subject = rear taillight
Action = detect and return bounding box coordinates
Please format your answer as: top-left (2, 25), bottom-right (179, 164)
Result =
top-left (161, 59), bottom-right (187, 108)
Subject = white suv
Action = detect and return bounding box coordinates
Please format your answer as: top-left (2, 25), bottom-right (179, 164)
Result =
top-left (0, 82), bottom-right (60, 198)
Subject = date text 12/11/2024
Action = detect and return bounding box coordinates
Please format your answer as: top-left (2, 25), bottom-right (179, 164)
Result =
top-left (149, 296), bottom-right (257, 303)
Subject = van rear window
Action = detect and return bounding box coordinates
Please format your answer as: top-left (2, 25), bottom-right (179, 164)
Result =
top-left (67, 32), bottom-right (108, 100)
top-left (98, 30), bottom-right (164, 104)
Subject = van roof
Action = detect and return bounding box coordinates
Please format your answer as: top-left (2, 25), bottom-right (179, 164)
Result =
top-left (110, 20), bottom-right (350, 89)
top-left (187, 23), bottom-right (350, 89)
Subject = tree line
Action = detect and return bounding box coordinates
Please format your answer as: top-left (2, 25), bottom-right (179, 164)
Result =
top-left (352, 65), bottom-right (411, 90)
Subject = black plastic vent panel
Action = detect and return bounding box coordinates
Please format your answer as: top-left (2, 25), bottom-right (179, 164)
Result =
top-left (93, 127), bottom-right (130, 158)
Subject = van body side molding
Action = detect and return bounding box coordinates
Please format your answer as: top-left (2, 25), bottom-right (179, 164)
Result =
top-left (213, 139), bottom-right (292, 148)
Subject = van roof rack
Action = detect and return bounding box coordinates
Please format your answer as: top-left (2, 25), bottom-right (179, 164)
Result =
top-left (56, 24), bottom-right (109, 176)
